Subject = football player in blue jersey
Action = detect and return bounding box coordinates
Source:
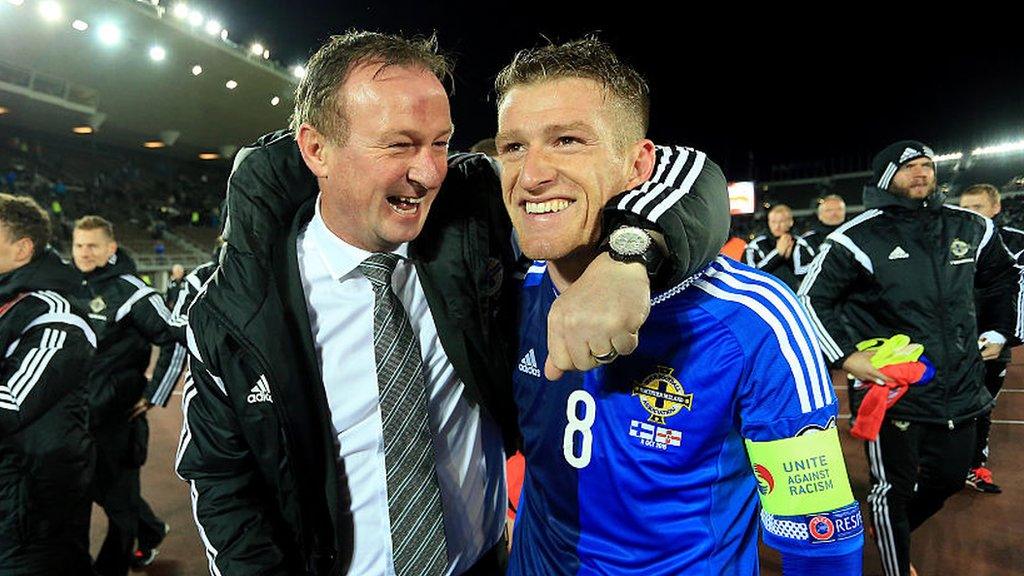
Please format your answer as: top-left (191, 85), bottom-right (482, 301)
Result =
top-left (493, 38), bottom-right (864, 575)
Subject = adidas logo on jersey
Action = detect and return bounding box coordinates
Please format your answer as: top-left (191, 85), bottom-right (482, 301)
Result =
top-left (518, 349), bottom-right (541, 377)
top-left (888, 246), bottom-right (910, 260)
top-left (247, 375), bottom-right (273, 404)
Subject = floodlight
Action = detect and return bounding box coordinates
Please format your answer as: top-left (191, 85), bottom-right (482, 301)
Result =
top-left (38, 1), bottom-right (62, 22)
top-left (98, 23), bottom-right (122, 46)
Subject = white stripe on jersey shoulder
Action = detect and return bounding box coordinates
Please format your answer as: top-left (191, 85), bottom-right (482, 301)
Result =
top-left (186, 322), bottom-right (204, 364)
top-left (119, 274), bottom-right (152, 291)
top-left (828, 208), bottom-right (883, 238)
top-left (20, 312), bottom-right (97, 348)
top-left (711, 258), bottom-right (831, 408)
top-left (186, 274), bottom-right (204, 292)
top-left (944, 204), bottom-right (995, 253)
top-left (827, 233), bottom-right (874, 274)
top-left (821, 209), bottom-right (882, 275)
top-left (116, 282), bottom-right (158, 322)
top-left (695, 259), bottom-right (829, 413)
top-left (1002, 226), bottom-right (1024, 236)
top-left (28, 290), bottom-right (70, 314)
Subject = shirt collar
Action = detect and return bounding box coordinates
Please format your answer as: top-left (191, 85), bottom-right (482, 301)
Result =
top-left (308, 194), bottom-right (410, 282)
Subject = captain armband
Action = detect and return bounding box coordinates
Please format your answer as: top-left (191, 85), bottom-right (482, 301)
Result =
top-left (746, 428), bottom-right (863, 547)
top-left (745, 427), bottom-right (854, 516)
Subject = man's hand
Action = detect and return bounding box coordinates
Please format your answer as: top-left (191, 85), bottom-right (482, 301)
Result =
top-left (980, 340), bottom-right (1005, 361)
top-left (842, 350), bottom-right (892, 385)
top-left (776, 234), bottom-right (794, 259)
top-left (545, 253), bottom-right (650, 380)
top-left (129, 397), bottom-right (154, 420)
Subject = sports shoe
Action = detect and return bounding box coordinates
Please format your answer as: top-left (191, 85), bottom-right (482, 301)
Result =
top-left (131, 547), bottom-right (159, 568)
top-left (131, 522), bottom-right (170, 568)
top-left (965, 466), bottom-right (1002, 494)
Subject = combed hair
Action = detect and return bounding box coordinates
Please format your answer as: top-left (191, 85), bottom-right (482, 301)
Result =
top-left (74, 215), bottom-right (116, 241)
top-left (494, 36), bottom-right (650, 142)
top-left (818, 193), bottom-right (845, 205)
top-left (290, 30), bottom-right (452, 142)
top-left (961, 183), bottom-right (1000, 204)
top-left (0, 193), bottom-right (51, 259)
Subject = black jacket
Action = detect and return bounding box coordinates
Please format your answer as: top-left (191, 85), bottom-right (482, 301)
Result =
top-left (799, 186), bottom-right (1022, 425)
top-left (176, 132), bottom-right (730, 575)
top-left (998, 224), bottom-right (1024, 264)
top-left (145, 260), bottom-right (217, 407)
top-left (0, 250), bottom-right (96, 546)
top-left (801, 221), bottom-right (841, 251)
top-left (76, 249), bottom-right (187, 434)
top-left (743, 232), bottom-right (816, 292)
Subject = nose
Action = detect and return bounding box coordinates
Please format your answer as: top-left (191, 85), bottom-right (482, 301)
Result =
top-left (518, 148), bottom-right (557, 193)
top-left (407, 147), bottom-right (447, 191)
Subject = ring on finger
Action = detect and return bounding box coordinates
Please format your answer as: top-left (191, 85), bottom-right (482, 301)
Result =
top-left (591, 349), bottom-right (619, 365)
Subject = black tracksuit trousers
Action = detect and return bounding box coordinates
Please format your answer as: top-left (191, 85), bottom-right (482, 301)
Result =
top-left (864, 417), bottom-right (976, 576)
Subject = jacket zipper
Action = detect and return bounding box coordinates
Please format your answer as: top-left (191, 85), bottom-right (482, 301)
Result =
top-left (929, 212), bottom-right (955, 429)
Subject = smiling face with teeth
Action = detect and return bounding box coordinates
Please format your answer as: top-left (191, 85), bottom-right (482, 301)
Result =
top-left (496, 77), bottom-right (654, 282)
top-left (296, 62), bottom-right (453, 253)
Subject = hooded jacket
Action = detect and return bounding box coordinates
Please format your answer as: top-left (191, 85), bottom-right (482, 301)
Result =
top-left (175, 131), bottom-right (730, 575)
top-left (0, 249), bottom-right (96, 546)
top-left (799, 186), bottom-right (1022, 425)
top-left (76, 249), bottom-right (187, 434)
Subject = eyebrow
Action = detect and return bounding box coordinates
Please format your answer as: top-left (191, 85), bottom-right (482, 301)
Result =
top-left (496, 121), bottom-right (594, 143)
top-left (381, 124), bottom-right (455, 140)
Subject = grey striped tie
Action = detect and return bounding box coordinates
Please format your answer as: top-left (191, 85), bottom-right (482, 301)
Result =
top-left (358, 253), bottom-right (448, 576)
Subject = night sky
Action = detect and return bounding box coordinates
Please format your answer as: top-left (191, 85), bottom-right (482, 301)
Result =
top-left (212, 1), bottom-right (1024, 180)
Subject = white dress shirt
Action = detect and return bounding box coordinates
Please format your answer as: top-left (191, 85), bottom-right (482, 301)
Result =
top-left (296, 196), bottom-right (507, 576)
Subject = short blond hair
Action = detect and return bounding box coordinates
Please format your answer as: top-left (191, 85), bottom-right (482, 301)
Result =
top-left (74, 215), bottom-right (115, 241)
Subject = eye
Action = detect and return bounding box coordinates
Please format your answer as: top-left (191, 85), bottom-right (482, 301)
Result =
top-left (555, 135), bottom-right (583, 147)
top-left (388, 142), bottom-right (414, 150)
top-left (499, 142), bottom-right (524, 155)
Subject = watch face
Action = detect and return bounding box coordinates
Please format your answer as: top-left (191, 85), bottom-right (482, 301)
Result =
top-left (610, 227), bottom-right (651, 256)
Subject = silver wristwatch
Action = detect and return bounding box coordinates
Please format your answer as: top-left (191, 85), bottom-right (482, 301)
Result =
top-left (605, 226), bottom-right (664, 276)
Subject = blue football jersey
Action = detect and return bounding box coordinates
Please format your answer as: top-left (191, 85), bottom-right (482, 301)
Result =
top-left (509, 256), bottom-right (863, 575)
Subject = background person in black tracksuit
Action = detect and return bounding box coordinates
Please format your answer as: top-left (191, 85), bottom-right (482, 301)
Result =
top-left (164, 264), bottom-right (186, 308)
top-left (0, 194), bottom-right (97, 576)
top-left (958, 183), bottom-right (1024, 494)
top-left (801, 193), bottom-right (847, 251)
top-left (744, 203), bottom-right (816, 292)
top-left (142, 254), bottom-right (217, 409)
top-left (799, 141), bottom-right (1021, 576)
top-left (71, 216), bottom-right (188, 576)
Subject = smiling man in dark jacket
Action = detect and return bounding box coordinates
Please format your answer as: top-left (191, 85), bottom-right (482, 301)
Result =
top-left (799, 141), bottom-right (1022, 576)
top-left (175, 31), bottom-right (728, 576)
top-left (0, 194), bottom-right (97, 576)
top-left (72, 216), bottom-right (187, 576)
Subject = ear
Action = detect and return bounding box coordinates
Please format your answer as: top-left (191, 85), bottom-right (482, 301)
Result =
top-left (109, 240), bottom-right (118, 256)
top-left (993, 200), bottom-right (1002, 217)
top-left (14, 238), bottom-right (34, 264)
top-left (296, 123), bottom-right (331, 179)
top-left (624, 139), bottom-right (656, 190)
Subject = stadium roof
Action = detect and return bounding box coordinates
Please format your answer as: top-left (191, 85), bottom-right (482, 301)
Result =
top-left (0, 0), bottom-right (296, 160)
